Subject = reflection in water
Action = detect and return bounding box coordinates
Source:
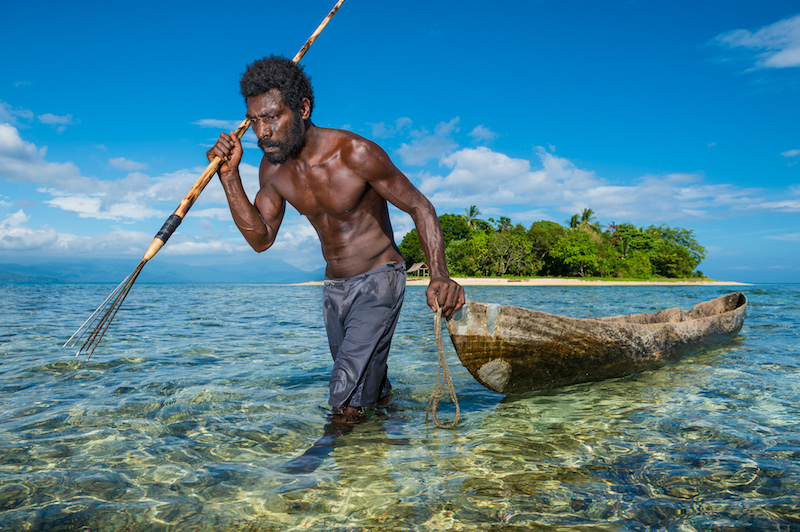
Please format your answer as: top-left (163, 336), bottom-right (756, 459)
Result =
top-left (0, 283), bottom-right (798, 530)
top-left (279, 402), bottom-right (410, 478)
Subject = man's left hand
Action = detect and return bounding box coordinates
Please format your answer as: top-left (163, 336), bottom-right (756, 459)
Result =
top-left (426, 277), bottom-right (465, 318)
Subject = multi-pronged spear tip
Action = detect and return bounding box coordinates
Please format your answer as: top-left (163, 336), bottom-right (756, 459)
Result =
top-left (64, 260), bottom-right (145, 359)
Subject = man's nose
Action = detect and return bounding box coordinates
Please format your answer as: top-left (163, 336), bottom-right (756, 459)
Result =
top-left (253, 121), bottom-right (272, 138)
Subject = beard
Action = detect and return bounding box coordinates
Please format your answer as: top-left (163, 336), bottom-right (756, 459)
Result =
top-left (258, 112), bottom-right (306, 165)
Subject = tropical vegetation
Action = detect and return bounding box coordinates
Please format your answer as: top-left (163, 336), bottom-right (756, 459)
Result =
top-left (399, 206), bottom-right (707, 279)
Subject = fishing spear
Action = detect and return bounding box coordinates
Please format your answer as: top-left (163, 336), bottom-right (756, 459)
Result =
top-left (65, 0), bottom-right (347, 358)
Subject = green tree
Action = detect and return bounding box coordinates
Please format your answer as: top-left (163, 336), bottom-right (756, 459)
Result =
top-left (550, 230), bottom-right (601, 277)
top-left (495, 216), bottom-right (513, 231)
top-left (398, 228), bottom-right (424, 268)
top-left (606, 252), bottom-right (653, 278)
top-left (438, 213), bottom-right (471, 244)
top-left (398, 213), bottom-right (470, 269)
top-left (472, 218), bottom-right (495, 233)
top-left (489, 225), bottom-right (535, 276)
top-left (566, 213), bottom-right (580, 229)
top-left (614, 223), bottom-right (656, 258)
top-left (401, 213), bottom-right (707, 279)
top-left (446, 232), bottom-right (492, 276)
top-left (461, 205), bottom-right (482, 230)
top-left (647, 225), bottom-right (705, 277)
top-left (528, 221), bottom-right (566, 275)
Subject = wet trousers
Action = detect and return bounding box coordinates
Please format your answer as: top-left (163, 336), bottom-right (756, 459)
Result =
top-left (322, 262), bottom-right (406, 409)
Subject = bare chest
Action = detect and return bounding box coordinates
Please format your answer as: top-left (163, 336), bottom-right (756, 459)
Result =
top-left (272, 165), bottom-right (371, 219)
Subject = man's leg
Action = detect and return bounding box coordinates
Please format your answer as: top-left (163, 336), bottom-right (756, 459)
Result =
top-left (323, 264), bottom-right (405, 415)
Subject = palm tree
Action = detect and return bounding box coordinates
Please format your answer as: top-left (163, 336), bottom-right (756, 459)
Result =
top-left (462, 205), bottom-right (481, 230)
top-left (580, 208), bottom-right (596, 225)
top-left (566, 214), bottom-right (580, 229)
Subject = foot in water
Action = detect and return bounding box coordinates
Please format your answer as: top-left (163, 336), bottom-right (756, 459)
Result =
top-left (277, 399), bottom-right (409, 477)
top-left (277, 414), bottom-right (356, 475)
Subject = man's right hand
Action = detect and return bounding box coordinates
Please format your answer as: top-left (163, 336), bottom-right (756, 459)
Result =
top-left (206, 131), bottom-right (243, 175)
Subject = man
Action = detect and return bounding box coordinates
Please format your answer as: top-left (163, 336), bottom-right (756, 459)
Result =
top-left (207, 56), bottom-right (464, 422)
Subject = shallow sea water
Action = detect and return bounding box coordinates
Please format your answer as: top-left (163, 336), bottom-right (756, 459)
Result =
top-left (0, 282), bottom-right (798, 531)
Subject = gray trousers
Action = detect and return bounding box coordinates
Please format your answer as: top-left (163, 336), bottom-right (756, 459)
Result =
top-left (322, 262), bottom-right (406, 409)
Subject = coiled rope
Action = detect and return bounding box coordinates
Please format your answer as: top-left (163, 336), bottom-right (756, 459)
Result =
top-left (426, 302), bottom-right (460, 428)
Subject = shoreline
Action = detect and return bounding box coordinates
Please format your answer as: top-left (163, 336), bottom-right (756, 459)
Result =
top-left (295, 277), bottom-right (751, 287)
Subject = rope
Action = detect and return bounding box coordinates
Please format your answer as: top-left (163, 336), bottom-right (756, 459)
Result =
top-left (426, 301), bottom-right (460, 428)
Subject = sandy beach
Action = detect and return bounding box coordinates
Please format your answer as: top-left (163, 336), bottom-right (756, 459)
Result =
top-left (297, 277), bottom-right (750, 287)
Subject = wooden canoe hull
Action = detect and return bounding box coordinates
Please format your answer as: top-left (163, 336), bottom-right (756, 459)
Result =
top-left (446, 292), bottom-right (747, 394)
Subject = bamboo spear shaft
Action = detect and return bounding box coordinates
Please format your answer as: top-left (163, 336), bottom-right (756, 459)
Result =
top-left (65, 0), bottom-right (346, 358)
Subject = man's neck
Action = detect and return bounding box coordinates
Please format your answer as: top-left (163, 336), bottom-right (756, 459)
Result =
top-left (293, 120), bottom-right (319, 163)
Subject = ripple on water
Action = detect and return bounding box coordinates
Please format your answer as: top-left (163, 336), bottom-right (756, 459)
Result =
top-left (1, 283), bottom-right (799, 530)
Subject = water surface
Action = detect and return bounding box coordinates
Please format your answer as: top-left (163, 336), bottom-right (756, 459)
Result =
top-left (1, 282), bottom-right (798, 530)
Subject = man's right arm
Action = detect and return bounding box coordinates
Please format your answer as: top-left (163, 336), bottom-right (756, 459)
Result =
top-left (207, 132), bottom-right (285, 252)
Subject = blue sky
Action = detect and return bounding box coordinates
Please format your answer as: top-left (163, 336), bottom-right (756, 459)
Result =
top-left (1, 1), bottom-right (798, 283)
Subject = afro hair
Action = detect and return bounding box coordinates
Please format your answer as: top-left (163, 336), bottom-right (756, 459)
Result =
top-left (239, 55), bottom-right (314, 117)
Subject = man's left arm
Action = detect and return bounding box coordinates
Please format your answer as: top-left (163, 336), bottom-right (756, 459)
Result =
top-left (353, 141), bottom-right (465, 317)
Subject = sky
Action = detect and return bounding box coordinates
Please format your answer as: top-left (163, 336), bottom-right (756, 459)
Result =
top-left (1, 0), bottom-right (798, 283)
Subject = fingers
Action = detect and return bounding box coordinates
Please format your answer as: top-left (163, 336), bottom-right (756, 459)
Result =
top-left (230, 130), bottom-right (242, 148)
top-left (427, 279), bottom-right (465, 318)
top-left (206, 132), bottom-right (242, 170)
top-left (426, 287), bottom-right (438, 312)
top-left (207, 133), bottom-right (232, 159)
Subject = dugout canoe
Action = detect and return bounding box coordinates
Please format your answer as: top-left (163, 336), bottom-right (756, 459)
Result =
top-left (445, 292), bottom-right (747, 394)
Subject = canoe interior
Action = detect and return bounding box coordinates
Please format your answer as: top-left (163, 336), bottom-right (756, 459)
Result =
top-left (446, 292), bottom-right (747, 395)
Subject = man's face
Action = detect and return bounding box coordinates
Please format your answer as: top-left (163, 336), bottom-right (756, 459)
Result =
top-left (246, 89), bottom-right (306, 165)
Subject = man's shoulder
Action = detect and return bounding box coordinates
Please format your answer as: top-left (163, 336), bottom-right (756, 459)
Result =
top-left (320, 127), bottom-right (388, 163)
top-left (318, 127), bottom-right (377, 151)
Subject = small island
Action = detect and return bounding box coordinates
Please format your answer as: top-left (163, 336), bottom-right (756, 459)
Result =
top-left (404, 277), bottom-right (748, 287)
top-left (400, 207), bottom-right (730, 283)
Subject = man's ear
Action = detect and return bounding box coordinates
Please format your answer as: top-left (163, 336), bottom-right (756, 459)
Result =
top-left (300, 98), bottom-right (312, 120)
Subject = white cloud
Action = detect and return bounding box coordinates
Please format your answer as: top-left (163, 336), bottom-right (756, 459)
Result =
top-left (44, 195), bottom-right (163, 220)
top-left (0, 123), bottom-right (89, 187)
top-left (368, 118), bottom-right (412, 139)
top-left (396, 118), bottom-right (460, 166)
top-left (191, 207), bottom-right (236, 221)
top-left (468, 125), bottom-right (497, 143)
top-left (38, 113), bottom-right (78, 133)
top-left (714, 14), bottom-right (800, 68)
top-left (369, 122), bottom-right (391, 139)
top-left (193, 119), bottom-right (244, 130)
top-left (2, 209), bottom-right (29, 227)
top-left (38, 113), bottom-right (76, 125)
top-left (0, 123), bottom-right (264, 221)
top-left (0, 210), bottom-right (62, 250)
top-left (766, 232), bottom-right (800, 242)
top-left (109, 157), bottom-right (149, 171)
top-left (265, 216), bottom-right (323, 270)
top-left (0, 209), bottom-right (151, 254)
top-left (4, 108), bottom-right (796, 267)
top-left (161, 234), bottom-right (250, 256)
top-left (0, 101), bottom-right (34, 125)
top-left (413, 144), bottom-right (775, 223)
top-left (419, 146), bottom-right (532, 201)
top-left (747, 199), bottom-right (800, 213)
top-left (0, 209), bottom-right (258, 258)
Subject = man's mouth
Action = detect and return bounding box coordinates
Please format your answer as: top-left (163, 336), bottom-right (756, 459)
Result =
top-left (258, 138), bottom-right (281, 149)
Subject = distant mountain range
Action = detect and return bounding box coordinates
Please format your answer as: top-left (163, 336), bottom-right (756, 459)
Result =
top-left (0, 258), bottom-right (326, 284)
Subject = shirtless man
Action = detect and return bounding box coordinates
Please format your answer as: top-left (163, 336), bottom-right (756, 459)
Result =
top-left (207, 56), bottom-right (464, 421)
